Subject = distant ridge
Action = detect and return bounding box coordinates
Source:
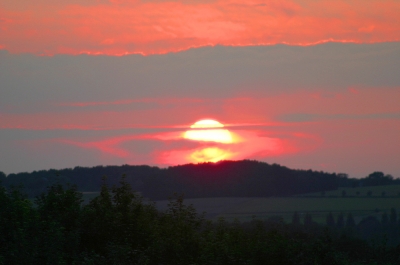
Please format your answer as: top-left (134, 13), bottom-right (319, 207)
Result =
top-left (1, 160), bottom-right (397, 199)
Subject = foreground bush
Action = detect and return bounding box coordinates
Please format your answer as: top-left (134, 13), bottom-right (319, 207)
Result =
top-left (0, 178), bottom-right (399, 265)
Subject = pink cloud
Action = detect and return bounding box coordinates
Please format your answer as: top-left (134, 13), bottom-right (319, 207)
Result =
top-left (59, 131), bottom-right (183, 157)
top-left (57, 128), bottom-right (308, 166)
top-left (1, 0), bottom-right (399, 55)
top-left (1, 88), bottom-right (399, 131)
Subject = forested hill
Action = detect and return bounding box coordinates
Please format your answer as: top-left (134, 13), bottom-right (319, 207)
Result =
top-left (0, 160), bottom-right (397, 200)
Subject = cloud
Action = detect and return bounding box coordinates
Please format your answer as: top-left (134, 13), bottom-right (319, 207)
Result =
top-left (280, 112), bottom-right (400, 123)
top-left (0, 42), bottom-right (399, 177)
top-left (1, 43), bottom-right (399, 111)
top-left (56, 127), bottom-right (308, 166)
top-left (55, 98), bottom-right (208, 107)
top-left (1, 86), bottom-right (399, 131)
top-left (1, 0), bottom-right (399, 55)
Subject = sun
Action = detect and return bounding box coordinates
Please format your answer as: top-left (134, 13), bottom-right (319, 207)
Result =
top-left (183, 119), bottom-right (233, 144)
top-left (182, 119), bottom-right (235, 163)
top-left (190, 119), bottom-right (224, 129)
top-left (190, 147), bottom-right (231, 162)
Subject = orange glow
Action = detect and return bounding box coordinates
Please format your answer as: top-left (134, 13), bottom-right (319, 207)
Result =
top-left (178, 119), bottom-right (296, 164)
top-left (1, 0), bottom-right (400, 55)
top-left (190, 147), bottom-right (233, 163)
top-left (159, 129), bottom-right (300, 165)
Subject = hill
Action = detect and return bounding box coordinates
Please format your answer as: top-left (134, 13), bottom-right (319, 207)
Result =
top-left (1, 160), bottom-right (398, 200)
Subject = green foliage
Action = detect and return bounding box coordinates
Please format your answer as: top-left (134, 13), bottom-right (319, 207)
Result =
top-left (0, 185), bottom-right (38, 264)
top-left (35, 183), bottom-right (83, 230)
top-left (143, 193), bottom-right (205, 265)
top-left (1, 178), bottom-right (400, 265)
top-left (80, 176), bottom-right (159, 263)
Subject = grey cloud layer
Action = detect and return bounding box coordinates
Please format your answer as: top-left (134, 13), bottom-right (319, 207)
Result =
top-left (1, 42), bottom-right (400, 111)
top-left (280, 112), bottom-right (400, 122)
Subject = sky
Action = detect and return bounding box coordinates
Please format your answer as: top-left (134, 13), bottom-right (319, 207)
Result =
top-left (1, 0), bottom-right (400, 178)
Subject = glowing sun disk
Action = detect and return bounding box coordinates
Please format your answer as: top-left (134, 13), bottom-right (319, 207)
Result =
top-left (190, 147), bottom-right (231, 163)
top-left (184, 129), bottom-right (233, 143)
top-left (184, 119), bottom-right (233, 143)
top-left (190, 119), bottom-right (224, 128)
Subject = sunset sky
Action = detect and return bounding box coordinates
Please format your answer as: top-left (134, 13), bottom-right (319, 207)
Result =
top-left (1, 0), bottom-right (399, 178)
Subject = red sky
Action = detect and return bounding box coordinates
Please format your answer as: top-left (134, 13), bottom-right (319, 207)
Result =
top-left (0, 0), bottom-right (399, 178)
top-left (1, 0), bottom-right (400, 55)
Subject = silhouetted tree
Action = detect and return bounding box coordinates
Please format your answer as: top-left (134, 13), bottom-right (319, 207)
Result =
top-left (364, 172), bottom-right (393, 186)
top-left (2, 179), bottom-right (400, 265)
top-left (382, 212), bottom-right (389, 225)
top-left (304, 213), bottom-right (313, 227)
top-left (358, 216), bottom-right (381, 240)
top-left (390, 208), bottom-right (397, 224)
top-left (292, 211), bottom-right (300, 226)
top-left (0, 171), bottom-right (6, 182)
top-left (346, 213), bottom-right (356, 228)
top-left (337, 213), bottom-right (345, 229)
top-left (326, 212), bottom-right (335, 227)
top-left (0, 185), bottom-right (38, 264)
top-left (35, 183), bottom-right (83, 263)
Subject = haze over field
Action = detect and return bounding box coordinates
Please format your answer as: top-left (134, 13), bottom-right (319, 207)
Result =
top-left (1, 0), bottom-right (399, 177)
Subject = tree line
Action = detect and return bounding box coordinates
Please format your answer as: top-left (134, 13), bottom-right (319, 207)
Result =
top-left (1, 160), bottom-right (398, 199)
top-left (1, 178), bottom-right (399, 265)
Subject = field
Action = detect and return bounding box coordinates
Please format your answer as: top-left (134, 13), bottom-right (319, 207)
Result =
top-left (155, 185), bottom-right (400, 224)
top-left (300, 185), bottom-right (400, 198)
top-left (82, 185), bottom-right (400, 224)
top-left (155, 196), bottom-right (400, 224)
top-left (81, 191), bottom-right (142, 204)
top-left (81, 192), bottom-right (101, 203)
